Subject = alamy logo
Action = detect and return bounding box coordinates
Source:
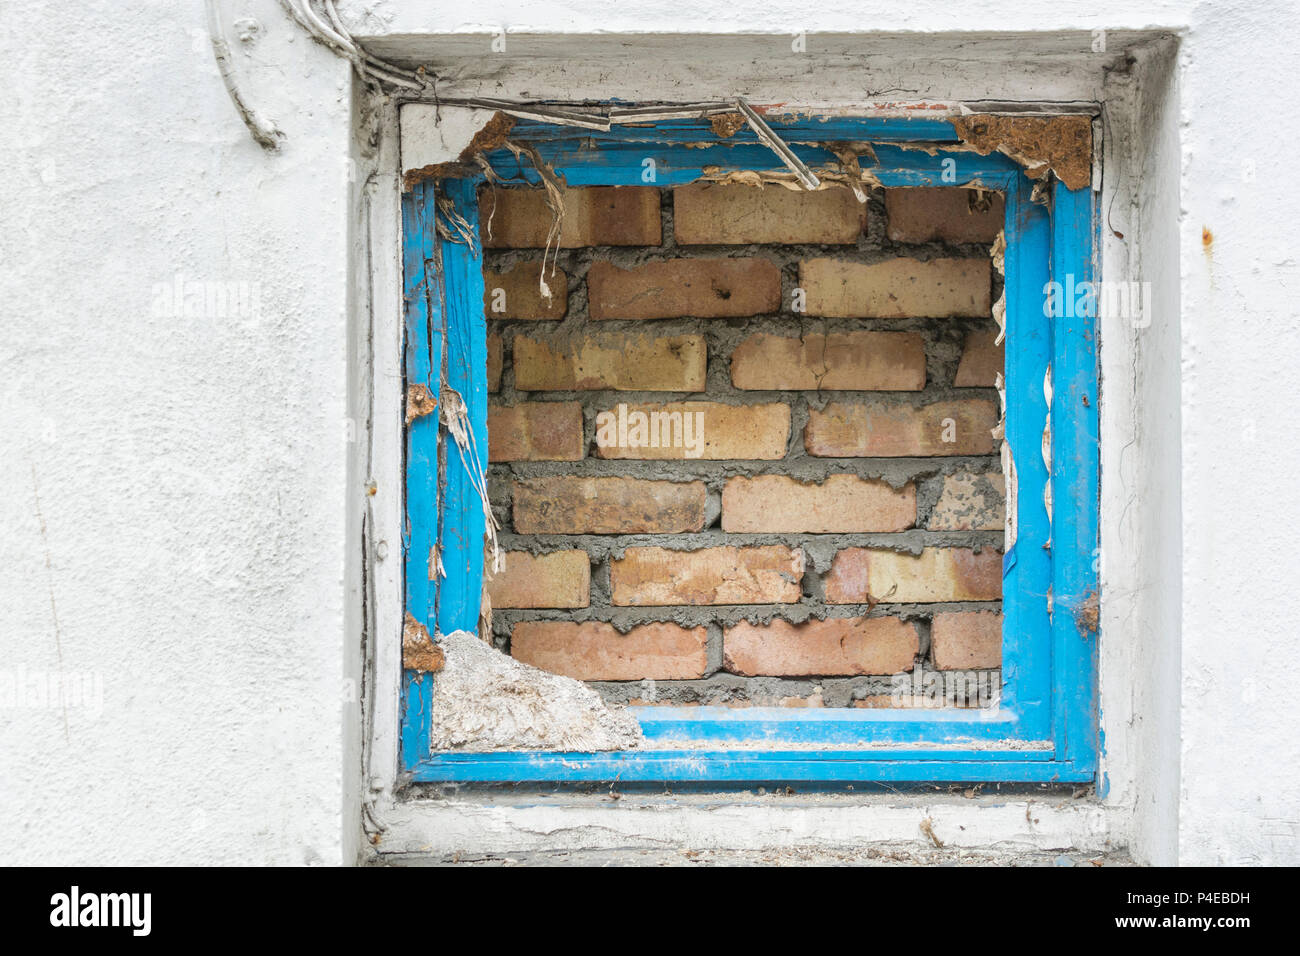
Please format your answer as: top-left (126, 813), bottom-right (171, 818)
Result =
top-left (891, 670), bottom-right (1000, 709)
top-left (151, 273), bottom-right (261, 322)
top-left (1043, 275), bottom-right (1151, 327)
top-left (50, 886), bottom-right (151, 936)
top-left (595, 403), bottom-right (705, 458)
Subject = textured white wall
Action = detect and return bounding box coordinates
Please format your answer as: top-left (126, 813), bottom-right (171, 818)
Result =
top-left (1, 0), bottom-right (361, 865)
top-left (3, 0), bottom-right (1296, 865)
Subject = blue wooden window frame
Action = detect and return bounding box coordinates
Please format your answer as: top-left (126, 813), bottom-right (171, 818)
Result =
top-left (399, 115), bottom-right (1099, 784)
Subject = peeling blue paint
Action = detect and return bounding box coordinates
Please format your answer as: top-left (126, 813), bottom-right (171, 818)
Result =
top-left (400, 115), bottom-right (1099, 784)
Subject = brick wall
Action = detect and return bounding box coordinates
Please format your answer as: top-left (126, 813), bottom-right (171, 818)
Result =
top-left (483, 181), bottom-right (1005, 709)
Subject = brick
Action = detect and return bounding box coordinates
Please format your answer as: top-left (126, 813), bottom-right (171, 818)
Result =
top-left (611, 545), bottom-right (804, 606)
top-left (799, 257), bottom-right (991, 318)
top-left (486, 550), bottom-right (590, 609)
top-left (931, 611), bottom-right (1003, 670)
top-left (488, 402), bottom-right (584, 462)
top-left (484, 262), bottom-right (567, 319)
top-left (804, 400), bottom-right (998, 457)
top-left (487, 334), bottom-right (503, 392)
top-left (481, 186), bottom-right (661, 248)
top-left (823, 547), bottom-right (1002, 604)
top-left (723, 617), bottom-right (918, 676)
top-left (513, 333), bottom-right (706, 392)
top-left (674, 183), bottom-right (866, 244)
top-left (512, 621), bottom-right (708, 680)
top-left (731, 331), bottom-right (925, 391)
top-left (512, 476), bottom-right (708, 534)
top-left (885, 188), bottom-right (1005, 244)
top-left (722, 475), bottom-right (915, 533)
top-left (588, 258), bottom-right (781, 320)
top-left (593, 402), bottom-right (789, 460)
top-left (927, 472), bottom-right (1005, 531)
top-left (953, 329), bottom-right (1004, 387)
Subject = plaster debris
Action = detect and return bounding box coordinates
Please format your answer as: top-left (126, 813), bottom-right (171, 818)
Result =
top-left (402, 112), bottom-right (516, 189)
top-left (988, 230), bottom-right (1016, 554)
top-left (697, 164), bottom-right (876, 194)
top-left (427, 630), bottom-right (644, 751)
top-left (405, 384), bottom-right (437, 424)
top-left (403, 615), bottom-right (446, 673)
top-left (710, 112), bottom-right (747, 138)
top-left (919, 817), bottom-right (945, 848)
top-left (1074, 591), bottom-right (1100, 634)
top-left (950, 114), bottom-right (1093, 191)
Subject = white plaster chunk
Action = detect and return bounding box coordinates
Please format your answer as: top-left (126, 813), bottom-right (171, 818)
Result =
top-left (400, 103), bottom-right (495, 171)
top-left (428, 631), bottom-right (644, 751)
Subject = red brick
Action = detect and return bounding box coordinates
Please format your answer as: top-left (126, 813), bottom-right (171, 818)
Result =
top-left (931, 611), bottom-right (1003, 670)
top-left (481, 186), bottom-right (661, 248)
top-left (721, 475), bottom-right (915, 533)
top-left (484, 262), bottom-right (567, 319)
top-left (804, 400), bottom-right (998, 457)
top-left (927, 472), bottom-right (1005, 531)
top-left (488, 402), bottom-right (584, 462)
top-left (823, 547), bottom-right (1002, 604)
top-left (511, 621), bottom-right (708, 680)
top-left (513, 333), bottom-right (706, 392)
top-left (799, 257), bottom-right (991, 318)
top-left (674, 183), bottom-right (866, 244)
top-left (512, 477), bottom-right (708, 534)
top-left (592, 402), bottom-right (789, 460)
top-left (588, 258), bottom-right (781, 319)
top-left (486, 551), bottom-right (590, 609)
top-left (611, 545), bottom-right (804, 606)
top-left (723, 617), bottom-right (918, 676)
top-left (487, 334), bottom-right (503, 392)
top-left (885, 188), bottom-right (1006, 244)
top-left (731, 331), bottom-right (925, 391)
top-left (953, 329), bottom-right (1004, 387)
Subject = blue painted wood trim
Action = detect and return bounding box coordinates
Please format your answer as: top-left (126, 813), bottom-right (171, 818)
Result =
top-left (434, 177), bottom-right (489, 636)
top-left (632, 706), bottom-right (1032, 745)
top-left (1000, 176), bottom-right (1054, 741)
top-left (1049, 181), bottom-right (1101, 769)
top-left (400, 116), bottom-right (1100, 783)
top-left (410, 752), bottom-right (1093, 784)
top-left (399, 181), bottom-right (439, 768)
top-left (479, 141), bottom-right (1020, 189)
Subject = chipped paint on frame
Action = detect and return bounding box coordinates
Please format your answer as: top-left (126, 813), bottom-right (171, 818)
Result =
top-left (399, 113), bottom-right (1099, 783)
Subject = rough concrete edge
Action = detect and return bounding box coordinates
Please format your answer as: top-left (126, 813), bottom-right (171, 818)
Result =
top-left (400, 103), bottom-right (514, 188)
top-left (370, 794), bottom-right (1124, 858)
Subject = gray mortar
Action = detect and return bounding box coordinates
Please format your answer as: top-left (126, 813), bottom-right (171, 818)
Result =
top-left (483, 183), bottom-right (1006, 706)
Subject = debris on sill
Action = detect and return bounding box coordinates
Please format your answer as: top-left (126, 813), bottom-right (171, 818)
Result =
top-left (403, 614), bottom-right (446, 673)
top-left (950, 114), bottom-right (1092, 191)
top-left (428, 630), bottom-right (644, 752)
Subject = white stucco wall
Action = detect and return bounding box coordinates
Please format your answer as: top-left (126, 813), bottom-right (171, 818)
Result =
top-left (3, 0), bottom-right (1296, 866)
top-left (1, 0), bottom-right (360, 865)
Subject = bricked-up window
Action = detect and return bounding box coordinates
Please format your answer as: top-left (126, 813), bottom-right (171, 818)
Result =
top-left (485, 183), bottom-right (1006, 709)
top-left (400, 113), bottom-right (1100, 784)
